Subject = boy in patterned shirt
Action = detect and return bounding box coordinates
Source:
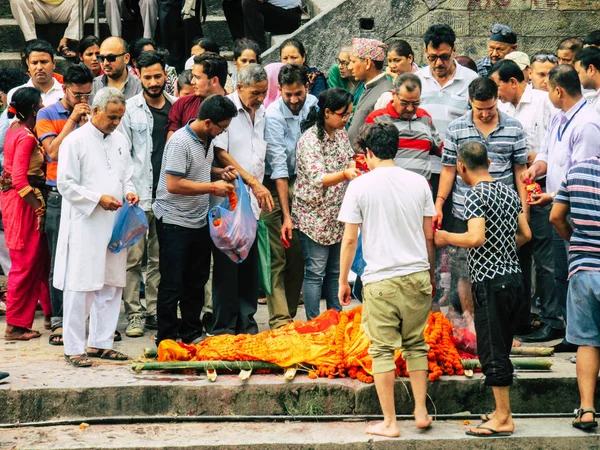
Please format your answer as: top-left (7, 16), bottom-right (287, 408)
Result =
top-left (435, 141), bottom-right (531, 437)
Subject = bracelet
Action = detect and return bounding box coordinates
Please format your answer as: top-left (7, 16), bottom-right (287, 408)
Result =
top-left (249, 176), bottom-right (257, 187)
top-left (34, 205), bottom-right (46, 216)
top-left (210, 182), bottom-right (215, 195)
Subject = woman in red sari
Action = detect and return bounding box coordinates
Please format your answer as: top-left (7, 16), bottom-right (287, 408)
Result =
top-left (2, 87), bottom-right (50, 340)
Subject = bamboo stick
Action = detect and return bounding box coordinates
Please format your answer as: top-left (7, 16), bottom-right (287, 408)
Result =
top-left (510, 347), bottom-right (554, 357)
top-left (460, 358), bottom-right (553, 371)
top-left (132, 361), bottom-right (283, 372)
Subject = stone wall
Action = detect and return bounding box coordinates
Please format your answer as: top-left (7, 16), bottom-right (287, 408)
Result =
top-left (263, 0), bottom-right (600, 73)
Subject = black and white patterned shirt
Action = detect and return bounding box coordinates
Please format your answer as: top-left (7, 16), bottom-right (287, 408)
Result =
top-left (463, 181), bottom-right (522, 282)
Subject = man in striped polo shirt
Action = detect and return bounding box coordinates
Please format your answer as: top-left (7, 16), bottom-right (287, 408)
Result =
top-left (436, 76), bottom-right (528, 322)
top-left (36, 64), bottom-right (94, 346)
top-left (365, 73), bottom-right (442, 180)
top-left (153, 95), bottom-right (237, 345)
top-left (551, 156), bottom-right (600, 430)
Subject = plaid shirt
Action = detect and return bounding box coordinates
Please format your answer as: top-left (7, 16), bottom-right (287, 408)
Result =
top-left (443, 110), bottom-right (528, 219)
top-left (476, 56), bottom-right (492, 77)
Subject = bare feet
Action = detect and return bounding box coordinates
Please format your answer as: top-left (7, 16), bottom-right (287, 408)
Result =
top-left (366, 420), bottom-right (401, 438)
top-left (414, 406), bottom-right (432, 429)
top-left (468, 416), bottom-right (514, 435)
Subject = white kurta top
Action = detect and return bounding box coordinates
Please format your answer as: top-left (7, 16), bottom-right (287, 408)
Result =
top-left (54, 122), bottom-right (136, 292)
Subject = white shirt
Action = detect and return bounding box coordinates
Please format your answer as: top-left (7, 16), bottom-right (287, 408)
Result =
top-left (416, 62), bottom-right (478, 174)
top-left (213, 91), bottom-right (267, 219)
top-left (498, 84), bottom-right (557, 155)
top-left (583, 88), bottom-right (600, 115)
top-left (7, 78), bottom-right (63, 107)
top-left (338, 166), bottom-right (435, 284)
top-left (54, 122), bottom-right (136, 292)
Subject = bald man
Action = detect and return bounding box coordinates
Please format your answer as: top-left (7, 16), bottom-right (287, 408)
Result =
top-left (91, 37), bottom-right (142, 100)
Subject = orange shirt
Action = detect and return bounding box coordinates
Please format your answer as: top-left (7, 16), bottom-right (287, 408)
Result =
top-left (35, 100), bottom-right (70, 186)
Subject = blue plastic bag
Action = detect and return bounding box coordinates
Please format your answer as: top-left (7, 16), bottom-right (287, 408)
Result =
top-left (209, 174), bottom-right (258, 263)
top-left (108, 202), bottom-right (149, 254)
top-left (351, 232), bottom-right (366, 276)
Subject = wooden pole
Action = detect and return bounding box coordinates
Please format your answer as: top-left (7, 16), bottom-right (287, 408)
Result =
top-left (132, 361), bottom-right (284, 372)
top-left (460, 358), bottom-right (553, 371)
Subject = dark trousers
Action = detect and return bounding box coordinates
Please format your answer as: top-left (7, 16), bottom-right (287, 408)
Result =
top-left (223, 0), bottom-right (302, 52)
top-left (157, 0), bottom-right (203, 72)
top-left (156, 220), bottom-right (211, 344)
top-left (211, 238), bottom-right (259, 335)
top-left (46, 190), bottom-right (63, 329)
top-left (473, 273), bottom-right (524, 387)
top-left (552, 228), bottom-right (570, 326)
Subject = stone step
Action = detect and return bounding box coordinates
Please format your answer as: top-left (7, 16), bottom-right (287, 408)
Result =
top-left (2, 418), bottom-right (598, 449)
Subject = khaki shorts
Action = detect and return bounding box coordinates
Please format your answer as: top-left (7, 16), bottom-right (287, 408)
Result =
top-left (362, 270), bottom-right (432, 374)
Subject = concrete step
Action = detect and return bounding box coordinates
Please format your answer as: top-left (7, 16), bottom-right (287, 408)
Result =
top-left (2, 418), bottom-right (599, 449)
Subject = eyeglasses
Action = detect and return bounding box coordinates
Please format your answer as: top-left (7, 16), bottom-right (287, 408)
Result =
top-left (98, 52), bottom-right (126, 63)
top-left (426, 53), bottom-right (452, 62)
top-left (214, 122), bottom-right (229, 132)
top-left (490, 24), bottom-right (514, 36)
top-left (338, 60), bottom-right (350, 67)
top-left (334, 111), bottom-right (353, 121)
top-left (531, 53), bottom-right (559, 64)
top-left (397, 100), bottom-right (421, 108)
top-left (67, 88), bottom-right (92, 100)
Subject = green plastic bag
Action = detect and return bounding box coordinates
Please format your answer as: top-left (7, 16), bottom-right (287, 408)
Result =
top-left (257, 220), bottom-right (272, 296)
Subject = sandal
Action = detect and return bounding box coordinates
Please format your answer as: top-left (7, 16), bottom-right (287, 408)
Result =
top-left (114, 330), bottom-right (122, 342)
top-left (57, 43), bottom-right (77, 59)
top-left (4, 328), bottom-right (41, 341)
top-left (87, 349), bottom-right (128, 361)
top-left (573, 408), bottom-right (598, 430)
top-left (65, 354), bottom-right (92, 367)
top-left (49, 328), bottom-right (63, 346)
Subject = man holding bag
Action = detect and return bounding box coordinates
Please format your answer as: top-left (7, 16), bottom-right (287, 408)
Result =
top-left (153, 95), bottom-right (238, 345)
top-left (211, 64), bottom-right (274, 335)
top-left (54, 87), bottom-right (139, 368)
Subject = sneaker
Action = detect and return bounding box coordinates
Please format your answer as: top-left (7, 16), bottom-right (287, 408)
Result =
top-left (126, 315), bottom-right (144, 337)
top-left (145, 315), bottom-right (158, 330)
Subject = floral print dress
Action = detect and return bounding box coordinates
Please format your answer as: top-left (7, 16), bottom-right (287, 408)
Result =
top-left (292, 125), bottom-right (354, 246)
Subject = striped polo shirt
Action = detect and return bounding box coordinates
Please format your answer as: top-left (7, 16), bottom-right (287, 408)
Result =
top-left (555, 156), bottom-right (600, 278)
top-left (443, 110), bottom-right (527, 220)
top-left (152, 121), bottom-right (213, 229)
top-left (36, 101), bottom-right (71, 186)
top-left (365, 101), bottom-right (443, 179)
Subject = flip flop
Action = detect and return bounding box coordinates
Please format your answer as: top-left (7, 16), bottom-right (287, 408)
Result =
top-left (57, 43), bottom-right (77, 59)
top-left (114, 330), bottom-right (122, 342)
top-left (87, 349), bottom-right (128, 361)
top-left (466, 425), bottom-right (513, 437)
top-left (49, 330), bottom-right (63, 346)
top-left (481, 412), bottom-right (493, 422)
top-left (4, 329), bottom-right (41, 341)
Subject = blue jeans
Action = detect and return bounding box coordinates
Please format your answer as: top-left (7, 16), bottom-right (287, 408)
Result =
top-left (299, 231), bottom-right (342, 320)
top-left (566, 270), bottom-right (600, 347)
top-left (46, 190), bottom-right (63, 330)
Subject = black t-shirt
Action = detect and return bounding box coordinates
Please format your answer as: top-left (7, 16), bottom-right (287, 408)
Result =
top-left (463, 181), bottom-right (522, 283)
top-left (148, 101), bottom-right (171, 197)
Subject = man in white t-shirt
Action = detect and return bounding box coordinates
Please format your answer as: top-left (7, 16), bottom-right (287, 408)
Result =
top-left (338, 122), bottom-right (435, 438)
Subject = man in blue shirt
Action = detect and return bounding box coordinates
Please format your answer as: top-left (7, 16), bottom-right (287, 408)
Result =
top-left (263, 64), bottom-right (317, 329)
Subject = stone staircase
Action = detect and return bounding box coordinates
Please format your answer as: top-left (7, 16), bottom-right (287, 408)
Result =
top-left (0, 0), bottom-right (328, 71)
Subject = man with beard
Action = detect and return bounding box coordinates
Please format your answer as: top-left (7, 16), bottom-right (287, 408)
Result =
top-left (166, 52), bottom-right (228, 140)
top-left (91, 37), bottom-right (141, 101)
top-left (36, 64), bottom-right (94, 346)
top-left (54, 87), bottom-right (138, 367)
top-left (118, 51), bottom-right (176, 337)
top-left (263, 64), bottom-right (317, 329)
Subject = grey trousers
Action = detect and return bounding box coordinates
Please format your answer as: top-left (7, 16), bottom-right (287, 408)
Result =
top-left (105, 0), bottom-right (158, 38)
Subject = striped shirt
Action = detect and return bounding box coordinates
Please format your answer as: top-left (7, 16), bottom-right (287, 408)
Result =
top-left (365, 102), bottom-right (443, 179)
top-left (36, 101), bottom-right (71, 186)
top-left (555, 156), bottom-right (600, 278)
top-left (416, 63), bottom-right (478, 174)
top-left (443, 110), bottom-right (527, 219)
top-left (152, 122), bottom-right (213, 229)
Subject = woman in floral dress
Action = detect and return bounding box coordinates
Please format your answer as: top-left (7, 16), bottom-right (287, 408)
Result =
top-left (293, 88), bottom-right (361, 320)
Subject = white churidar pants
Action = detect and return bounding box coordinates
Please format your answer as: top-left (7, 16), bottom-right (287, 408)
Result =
top-left (63, 284), bottom-right (123, 356)
top-left (10, 0), bottom-right (95, 42)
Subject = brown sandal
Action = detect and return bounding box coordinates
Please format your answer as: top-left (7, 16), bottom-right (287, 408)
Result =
top-left (5, 328), bottom-right (41, 341)
top-left (87, 349), bottom-right (128, 361)
top-left (57, 43), bottom-right (76, 59)
top-left (65, 354), bottom-right (92, 367)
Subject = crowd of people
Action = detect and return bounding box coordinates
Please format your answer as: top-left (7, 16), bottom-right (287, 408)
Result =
top-left (1, 8), bottom-right (600, 437)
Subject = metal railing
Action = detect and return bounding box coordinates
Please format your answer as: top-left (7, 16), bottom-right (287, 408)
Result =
top-left (79, 0), bottom-right (101, 39)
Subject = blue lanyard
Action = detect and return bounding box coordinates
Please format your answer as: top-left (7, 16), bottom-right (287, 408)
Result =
top-left (558, 100), bottom-right (586, 142)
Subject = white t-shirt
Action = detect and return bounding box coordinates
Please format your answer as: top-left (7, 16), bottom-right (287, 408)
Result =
top-left (338, 166), bottom-right (435, 285)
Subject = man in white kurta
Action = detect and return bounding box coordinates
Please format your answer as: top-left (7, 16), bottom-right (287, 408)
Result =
top-left (54, 87), bottom-right (138, 366)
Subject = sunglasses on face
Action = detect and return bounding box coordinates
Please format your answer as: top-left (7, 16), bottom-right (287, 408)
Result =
top-left (426, 53), bottom-right (452, 62)
top-left (98, 52), bottom-right (126, 63)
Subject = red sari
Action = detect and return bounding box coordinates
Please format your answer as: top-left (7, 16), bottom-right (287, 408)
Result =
top-left (1, 125), bottom-right (50, 329)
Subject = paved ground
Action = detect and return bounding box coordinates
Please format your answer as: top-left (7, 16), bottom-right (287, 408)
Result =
top-left (2, 418), bottom-right (599, 449)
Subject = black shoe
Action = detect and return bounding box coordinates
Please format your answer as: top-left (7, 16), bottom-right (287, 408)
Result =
top-left (145, 315), bottom-right (158, 330)
top-left (0, 372), bottom-right (8, 381)
top-left (517, 324), bottom-right (565, 343)
top-left (554, 339), bottom-right (578, 353)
